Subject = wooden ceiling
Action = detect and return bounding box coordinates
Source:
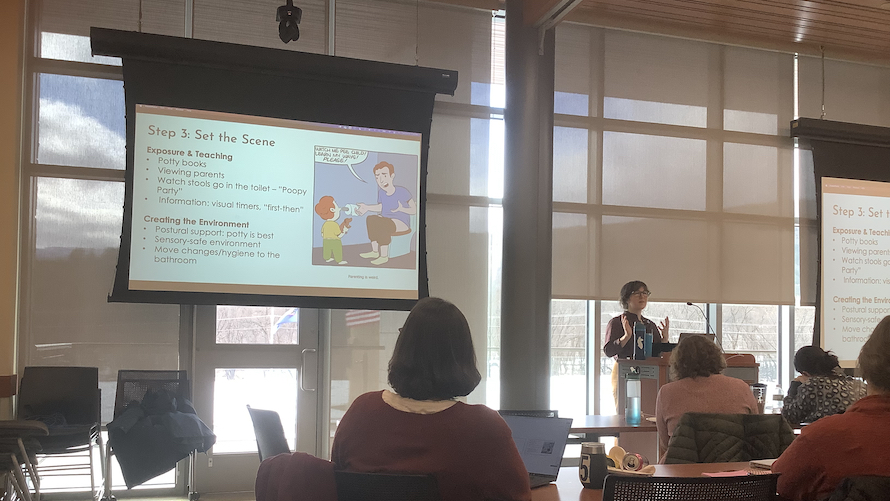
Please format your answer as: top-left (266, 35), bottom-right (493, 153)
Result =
top-left (440, 0), bottom-right (890, 65)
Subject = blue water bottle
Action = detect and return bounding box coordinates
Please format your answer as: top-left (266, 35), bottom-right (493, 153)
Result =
top-left (633, 322), bottom-right (646, 360)
top-left (644, 330), bottom-right (653, 358)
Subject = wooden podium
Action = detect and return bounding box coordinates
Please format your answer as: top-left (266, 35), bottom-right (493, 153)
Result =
top-left (615, 353), bottom-right (760, 417)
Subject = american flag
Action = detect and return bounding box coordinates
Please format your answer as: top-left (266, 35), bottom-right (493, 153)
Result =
top-left (345, 310), bottom-right (381, 327)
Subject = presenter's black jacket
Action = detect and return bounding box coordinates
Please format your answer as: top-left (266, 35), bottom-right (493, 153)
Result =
top-left (603, 312), bottom-right (662, 359)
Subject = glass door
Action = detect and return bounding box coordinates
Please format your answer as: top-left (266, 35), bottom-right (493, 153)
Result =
top-left (191, 305), bottom-right (319, 493)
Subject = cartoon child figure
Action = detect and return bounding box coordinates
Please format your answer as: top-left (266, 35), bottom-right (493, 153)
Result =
top-left (314, 195), bottom-right (351, 265)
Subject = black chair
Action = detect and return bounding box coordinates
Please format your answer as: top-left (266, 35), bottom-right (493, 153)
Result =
top-left (334, 471), bottom-right (441, 501)
top-left (603, 473), bottom-right (780, 501)
top-left (16, 366), bottom-right (104, 499)
top-left (103, 370), bottom-right (198, 501)
top-left (498, 410), bottom-right (559, 418)
top-left (246, 405), bottom-right (290, 462)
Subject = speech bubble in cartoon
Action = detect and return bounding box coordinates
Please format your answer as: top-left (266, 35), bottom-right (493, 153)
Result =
top-left (315, 146), bottom-right (369, 182)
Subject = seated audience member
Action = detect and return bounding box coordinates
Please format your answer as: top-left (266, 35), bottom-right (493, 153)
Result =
top-left (655, 334), bottom-right (759, 461)
top-left (782, 345), bottom-right (866, 425)
top-left (773, 315), bottom-right (890, 501)
top-left (330, 297), bottom-right (531, 501)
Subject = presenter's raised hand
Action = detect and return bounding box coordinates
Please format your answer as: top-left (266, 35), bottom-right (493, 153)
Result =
top-left (617, 313), bottom-right (634, 347)
top-left (659, 317), bottom-right (670, 341)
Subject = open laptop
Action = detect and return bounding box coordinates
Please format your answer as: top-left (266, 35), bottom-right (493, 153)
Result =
top-left (678, 332), bottom-right (717, 344)
top-left (500, 415), bottom-right (573, 489)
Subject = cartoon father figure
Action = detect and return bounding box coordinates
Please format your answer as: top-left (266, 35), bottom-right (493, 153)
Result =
top-left (357, 161), bottom-right (416, 266)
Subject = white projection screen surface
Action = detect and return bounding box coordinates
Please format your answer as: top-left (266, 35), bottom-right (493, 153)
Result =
top-left (133, 105), bottom-right (422, 301)
top-left (821, 177), bottom-right (890, 365)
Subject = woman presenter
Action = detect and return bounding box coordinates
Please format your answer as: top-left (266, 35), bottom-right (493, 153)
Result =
top-left (603, 280), bottom-right (669, 409)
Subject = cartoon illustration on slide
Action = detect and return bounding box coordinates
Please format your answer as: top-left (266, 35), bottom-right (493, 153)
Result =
top-left (356, 162), bottom-right (416, 266)
top-left (314, 195), bottom-right (352, 265)
top-left (312, 147), bottom-right (419, 270)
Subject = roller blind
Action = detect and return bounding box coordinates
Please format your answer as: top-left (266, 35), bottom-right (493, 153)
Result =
top-left (552, 26), bottom-right (794, 305)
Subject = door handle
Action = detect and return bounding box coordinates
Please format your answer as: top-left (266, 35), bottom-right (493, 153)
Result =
top-left (300, 348), bottom-right (317, 392)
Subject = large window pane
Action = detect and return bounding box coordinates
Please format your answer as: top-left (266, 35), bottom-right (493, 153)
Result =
top-left (214, 368), bottom-right (297, 453)
top-left (216, 306), bottom-right (299, 345)
top-left (553, 127), bottom-right (590, 203)
top-left (602, 133), bottom-right (706, 210)
top-left (31, 177), bottom-right (179, 424)
top-left (37, 74), bottom-right (125, 170)
top-left (604, 31), bottom-right (710, 128)
top-left (551, 300), bottom-right (587, 418)
top-left (722, 304), bottom-right (779, 386)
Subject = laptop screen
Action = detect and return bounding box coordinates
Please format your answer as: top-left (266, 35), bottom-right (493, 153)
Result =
top-left (500, 415), bottom-right (572, 476)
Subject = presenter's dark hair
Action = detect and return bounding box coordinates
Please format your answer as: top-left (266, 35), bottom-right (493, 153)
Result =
top-left (859, 315), bottom-right (890, 392)
top-left (388, 297), bottom-right (481, 400)
top-left (794, 346), bottom-right (840, 376)
top-left (670, 334), bottom-right (725, 380)
top-left (620, 281), bottom-right (648, 310)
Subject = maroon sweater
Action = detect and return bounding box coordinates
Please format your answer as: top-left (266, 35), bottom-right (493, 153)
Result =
top-left (331, 391), bottom-right (531, 501)
top-left (772, 394), bottom-right (890, 501)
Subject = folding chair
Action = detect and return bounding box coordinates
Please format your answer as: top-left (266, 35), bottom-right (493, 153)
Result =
top-left (102, 370), bottom-right (199, 501)
top-left (0, 420), bottom-right (48, 501)
top-left (16, 366), bottom-right (104, 499)
top-left (246, 406), bottom-right (290, 462)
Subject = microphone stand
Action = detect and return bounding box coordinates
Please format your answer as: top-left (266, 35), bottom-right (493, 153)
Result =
top-left (685, 303), bottom-right (721, 350)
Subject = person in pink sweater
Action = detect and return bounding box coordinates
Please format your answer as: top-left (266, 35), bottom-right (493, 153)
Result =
top-left (655, 334), bottom-right (759, 461)
top-left (772, 315), bottom-right (890, 501)
top-left (331, 297), bottom-right (531, 501)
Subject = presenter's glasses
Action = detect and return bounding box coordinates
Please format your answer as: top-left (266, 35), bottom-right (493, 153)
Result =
top-left (630, 290), bottom-right (651, 297)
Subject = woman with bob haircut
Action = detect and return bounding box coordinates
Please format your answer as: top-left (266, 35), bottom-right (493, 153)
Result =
top-left (773, 316), bottom-right (890, 501)
top-left (655, 334), bottom-right (758, 461)
top-left (781, 345), bottom-right (866, 425)
top-left (603, 281), bottom-right (669, 408)
top-left (331, 297), bottom-right (531, 501)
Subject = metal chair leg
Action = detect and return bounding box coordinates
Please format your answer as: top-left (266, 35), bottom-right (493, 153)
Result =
top-left (8, 454), bottom-right (30, 501)
top-left (187, 452), bottom-right (199, 501)
top-left (101, 443), bottom-right (114, 501)
top-left (15, 439), bottom-right (38, 500)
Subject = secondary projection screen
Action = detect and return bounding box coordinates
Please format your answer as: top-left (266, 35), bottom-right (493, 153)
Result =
top-left (134, 104), bottom-right (422, 300)
top-left (821, 177), bottom-right (890, 365)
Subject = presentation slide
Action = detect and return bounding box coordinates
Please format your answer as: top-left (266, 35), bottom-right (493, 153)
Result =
top-left (130, 105), bottom-right (422, 300)
top-left (821, 177), bottom-right (890, 364)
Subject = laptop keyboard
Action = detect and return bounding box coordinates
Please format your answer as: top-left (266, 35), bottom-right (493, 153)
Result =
top-left (529, 473), bottom-right (554, 488)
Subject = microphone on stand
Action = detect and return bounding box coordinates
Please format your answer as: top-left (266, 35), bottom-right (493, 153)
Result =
top-left (686, 302), bottom-right (715, 335)
top-left (685, 302), bottom-right (723, 351)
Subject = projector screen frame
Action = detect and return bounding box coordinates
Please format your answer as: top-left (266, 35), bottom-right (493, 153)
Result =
top-left (92, 28), bottom-right (457, 310)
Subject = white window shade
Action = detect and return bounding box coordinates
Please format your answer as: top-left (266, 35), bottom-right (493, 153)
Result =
top-left (193, 0), bottom-right (327, 54)
top-left (40, 0), bottom-right (185, 38)
top-left (552, 25), bottom-right (794, 305)
top-left (555, 23), bottom-right (598, 117)
top-left (723, 47), bottom-right (792, 136)
top-left (604, 31), bottom-right (711, 127)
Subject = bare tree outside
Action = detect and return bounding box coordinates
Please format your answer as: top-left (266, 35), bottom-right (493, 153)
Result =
top-left (722, 304), bottom-right (779, 383)
top-left (216, 306), bottom-right (300, 345)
